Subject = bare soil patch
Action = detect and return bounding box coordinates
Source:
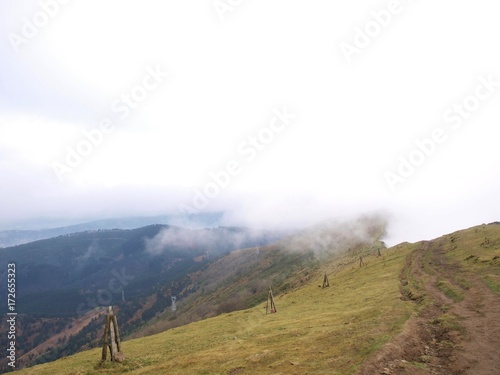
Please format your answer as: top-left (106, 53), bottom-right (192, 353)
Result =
top-left (359, 241), bottom-right (500, 374)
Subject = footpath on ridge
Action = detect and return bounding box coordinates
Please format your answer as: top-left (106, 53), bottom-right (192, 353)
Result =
top-left (359, 239), bottom-right (500, 375)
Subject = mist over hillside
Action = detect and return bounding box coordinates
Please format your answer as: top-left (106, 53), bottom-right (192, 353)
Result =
top-left (285, 214), bottom-right (387, 257)
top-left (0, 214), bottom-right (385, 370)
top-left (6, 220), bottom-right (500, 374)
top-left (0, 222), bottom-right (290, 369)
top-left (117, 214), bottom-right (388, 339)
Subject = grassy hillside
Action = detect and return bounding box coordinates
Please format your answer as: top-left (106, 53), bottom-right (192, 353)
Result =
top-left (11, 222), bottom-right (500, 374)
top-left (0, 225), bottom-right (287, 369)
top-left (127, 215), bottom-right (386, 338)
top-left (14, 236), bottom-right (409, 373)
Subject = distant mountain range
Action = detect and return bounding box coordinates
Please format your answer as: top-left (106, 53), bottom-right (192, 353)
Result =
top-left (0, 212), bottom-right (223, 248)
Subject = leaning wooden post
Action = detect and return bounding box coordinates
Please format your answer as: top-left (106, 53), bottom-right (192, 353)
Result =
top-left (109, 317), bottom-right (118, 361)
top-left (111, 314), bottom-right (122, 353)
top-left (266, 287), bottom-right (277, 314)
top-left (270, 288), bottom-right (277, 313)
top-left (101, 314), bottom-right (110, 361)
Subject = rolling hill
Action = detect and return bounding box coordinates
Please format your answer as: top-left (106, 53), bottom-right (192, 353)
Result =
top-left (8, 221), bottom-right (500, 374)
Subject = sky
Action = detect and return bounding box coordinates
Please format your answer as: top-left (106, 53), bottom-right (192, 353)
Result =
top-left (0, 0), bottom-right (499, 245)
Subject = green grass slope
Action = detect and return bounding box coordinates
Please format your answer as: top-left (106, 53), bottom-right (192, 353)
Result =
top-left (15, 222), bottom-right (500, 374)
top-left (15, 242), bottom-right (412, 374)
top-left (126, 216), bottom-right (386, 338)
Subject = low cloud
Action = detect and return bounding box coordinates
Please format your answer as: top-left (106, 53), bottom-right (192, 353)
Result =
top-left (76, 240), bottom-right (102, 263)
top-left (144, 225), bottom-right (284, 256)
top-left (144, 212), bottom-right (388, 261)
top-left (284, 213), bottom-right (388, 258)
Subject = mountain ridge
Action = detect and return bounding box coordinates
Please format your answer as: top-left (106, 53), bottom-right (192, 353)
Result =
top-left (8, 221), bottom-right (500, 374)
top-left (0, 212), bottom-right (224, 248)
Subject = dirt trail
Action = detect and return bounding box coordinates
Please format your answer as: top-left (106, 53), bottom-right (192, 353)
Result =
top-left (359, 241), bottom-right (500, 375)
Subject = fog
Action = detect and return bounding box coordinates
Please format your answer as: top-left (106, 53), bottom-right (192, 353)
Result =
top-left (144, 225), bottom-right (280, 256)
top-left (1, 1), bottom-right (499, 247)
top-left (282, 213), bottom-right (388, 258)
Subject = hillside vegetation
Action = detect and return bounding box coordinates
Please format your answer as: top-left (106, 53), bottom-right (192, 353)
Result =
top-left (0, 225), bottom-right (287, 369)
top-left (11, 222), bottom-right (500, 374)
top-left (127, 215), bottom-right (386, 338)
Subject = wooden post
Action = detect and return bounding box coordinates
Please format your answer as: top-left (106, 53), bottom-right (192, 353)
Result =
top-left (109, 318), bottom-right (117, 361)
top-left (266, 288), bottom-right (277, 314)
top-left (101, 314), bottom-right (110, 361)
top-left (322, 273), bottom-right (330, 288)
top-left (101, 306), bottom-right (124, 363)
top-left (112, 315), bottom-right (122, 353)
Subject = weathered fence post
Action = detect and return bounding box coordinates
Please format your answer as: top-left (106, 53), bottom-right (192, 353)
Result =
top-left (322, 273), bottom-right (330, 288)
top-left (101, 314), bottom-right (110, 361)
top-left (266, 287), bottom-right (277, 314)
top-left (101, 306), bottom-right (124, 363)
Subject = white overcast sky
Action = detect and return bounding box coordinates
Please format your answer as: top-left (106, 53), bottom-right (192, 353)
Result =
top-left (0, 0), bottom-right (499, 245)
